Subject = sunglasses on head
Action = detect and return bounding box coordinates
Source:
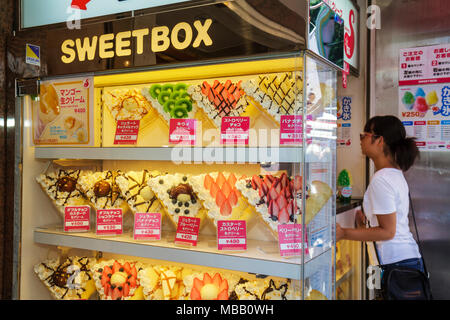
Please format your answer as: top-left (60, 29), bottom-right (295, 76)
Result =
top-left (360, 132), bottom-right (381, 140)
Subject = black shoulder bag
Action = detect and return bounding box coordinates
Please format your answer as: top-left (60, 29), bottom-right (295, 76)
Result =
top-left (369, 193), bottom-right (433, 300)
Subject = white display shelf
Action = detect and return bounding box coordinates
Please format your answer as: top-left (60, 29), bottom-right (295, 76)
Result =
top-left (34, 224), bottom-right (330, 280)
top-left (34, 147), bottom-right (304, 163)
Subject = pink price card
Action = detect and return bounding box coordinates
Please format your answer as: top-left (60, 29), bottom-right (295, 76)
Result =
top-left (169, 118), bottom-right (197, 145)
top-left (217, 220), bottom-right (247, 251)
top-left (220, 116), bottom-right (250, 145)
top-left (114, 120), bottom-right (140, 145)
top-left (64, 205), bottom-right (90, 232)
top-left (96, 208), bottom-right (123, 236)
top-left (277, 224), bottom-right (309, 257)
top-left (174, 216), bottom-right (201, 246)
top-left (280, 115), bottom-right (313, 145)
top-left (133, 212), bottom-right (161, 241)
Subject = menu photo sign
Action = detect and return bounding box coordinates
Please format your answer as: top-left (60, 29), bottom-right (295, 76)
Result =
top-left (33, 77), bottom-right (95, 146)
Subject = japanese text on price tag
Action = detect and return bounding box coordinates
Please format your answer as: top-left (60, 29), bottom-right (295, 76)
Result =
top-left (174, 216), bottom-right (200, 246)
top-left (133, 212), bottom-right (161, 241)
top-left (96, 209), bottom-right (123, 236)
top-left (217, 220), bottom-right (247, 251)
top-left (64, 206), bottom-right (90, 232)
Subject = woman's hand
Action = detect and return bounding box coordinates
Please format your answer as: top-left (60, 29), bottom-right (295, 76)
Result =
top-left (336, 223), bottom-right (346, 242)
top-left (355, 209), bottom-right (367, 228)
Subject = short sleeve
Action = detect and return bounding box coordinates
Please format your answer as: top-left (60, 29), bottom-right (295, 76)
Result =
top-left (365, 176), bottom-right (396, 215)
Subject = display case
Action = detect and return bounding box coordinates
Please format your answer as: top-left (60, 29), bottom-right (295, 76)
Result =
top-left (13, 0), bottom-right (341, 300)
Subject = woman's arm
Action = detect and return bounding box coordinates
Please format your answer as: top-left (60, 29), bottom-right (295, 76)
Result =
top-left (336, 212), bottom-right (396, 242)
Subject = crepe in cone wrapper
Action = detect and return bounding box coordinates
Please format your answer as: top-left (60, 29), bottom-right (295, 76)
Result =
top-left (91, 259), bottom-right (145, 300)
top-left (188, 79), bottom-right (249, 128)
top-left (34, 256), bottom-right (97, 300)
top-left (102, 87), bottom-right (157, 131)
top-left (148, 173), bottom-right (207, 228)
top-left (77, 170), bottom-right (129, 213)
top-left (139, 265), bottom-right (192, 300)
top-left (242, 72), bottom-right (303, 125)
top-left (191, 172), bottom-right (255, 228)
top-left (36, 169), bottom-right (92, 218)
top-left (183, 271), bottom-right (241, 300)
top-left (230, 277), bottom-right (300, 300)
top-left (116, 170), bottom-right (164, 214)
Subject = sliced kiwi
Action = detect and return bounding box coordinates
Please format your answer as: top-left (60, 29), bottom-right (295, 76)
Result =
top-left (170, 91), bottom-right (181, 100)
top-left (163, 99), bottom-right (176, 113)
top-left (149, 84), bottom-right (162, 99)
top-left (179, 91), bottom-right (191, 101)
top-left (161, 84), bottom-right (175, 93)
top-left (170, 105), bottom-right (188, 119)
top-left (174, 83), bottom-right (188, 92)
top-left (158, 91), bottom-right (172, 106)
top-left (175, 98), bottom-right (193, 112)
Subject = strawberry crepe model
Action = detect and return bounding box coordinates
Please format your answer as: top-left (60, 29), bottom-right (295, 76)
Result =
top-left (191, 172), bottom-right (256, 227)
top-left (91, 259), bottom-right (144, 300)
top-left (147, 173), bottom-right (207, 228)
top-left (188, 79), bottom-right (249, 127)
top-left (236, 173), bottom-right (332, 239)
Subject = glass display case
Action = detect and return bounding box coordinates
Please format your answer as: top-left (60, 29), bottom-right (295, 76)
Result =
top-left (12, 0), bottom-right (340, 300)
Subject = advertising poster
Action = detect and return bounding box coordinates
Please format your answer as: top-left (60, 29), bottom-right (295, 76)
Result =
top-left (337, 96), bottom-right (352, 148)
top-left (33, 77), bottom-right (94, 145)
top-left (398, 44), bottom-right (450, 151)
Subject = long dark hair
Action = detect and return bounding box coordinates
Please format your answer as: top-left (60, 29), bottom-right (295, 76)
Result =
top-left (364, 115), bottom-right (419, 171)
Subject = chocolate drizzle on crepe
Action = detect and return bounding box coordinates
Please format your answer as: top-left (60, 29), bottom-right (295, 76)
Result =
top-left (90, 170), bottom-right (124, 209)
top-left (124, 170), bottom-right (159, 211)
top-left (44, 169), bottom-right (85, 206)
top-left (40, 257), bottom-right (92, 299)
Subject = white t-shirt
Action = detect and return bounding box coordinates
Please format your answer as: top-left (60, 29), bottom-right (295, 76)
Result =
top-left (363, 168), bottom-right (421, 265)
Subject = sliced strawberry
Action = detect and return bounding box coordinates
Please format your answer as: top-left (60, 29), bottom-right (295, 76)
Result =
top-left (293, 175), bottom-right (302, 191)
top-left (123, 282), bottom-right (130, 297)
top-left (221, 181), bottom-right (232, 198)
top-left (219, 279), bottom-right (229, 293)
top-left (278, 206), bottom-right (290, 223)
top-left (276, 194), bottom-right (288, 210)
top-left (287, 199), bottom-right (294, 216)
top-left (239, 174), bottom-right (247, 180)
top-left (103, 283), bottom-right (111, 297)
top-left (190, 287), bottom-right (202, 300)
top-left (227, 173), bottom-right (237, 186)
top-left (210, 182), bottom-right (219, 198)
top-left (227, 190), bottom-right (238, 207)
top-left (269, 200), bottom-right (280, 218)
top-left (275, 181), bottom-right (282, 195)
top-left (102, 265), bottom-right (112, 276)
top-left (212, 273), bottom-right (223, 287)
top-left (224, 80), bottom-right (232, 90)
top-left (203, 273), bottom-right (212, 285)
top-left (204, 174), bottom-right (214, 190)
top-left (130, 265), bottom-right (137, 278)
top-left (265, 174), bottom-right (275, 184)
top-left (220, 200), bottom-right (232, 216)
top-left (128, 276), bottom-right (137, 288)
top-left (217, 289), bottom-right (228, 300)
top-left (111, 287), bottom-right (122, 300)
top-left (101, 274), bottom-right (110, 287)
top-left (251, 178), bottom-right (257, 190)
top-left (280, 173), bottom-right (289, 188)
top-left (216, 172), bottom-right (227, 188)
top-left (252, 175), bottom-right (263, 190)
top-left (216, 189), bottom-right (226, 208)
top-left (261, 181), bottom-right (269, 196)
top-left (284, 186), bottom-right (292, 200)
top-left (268, 186), bottom-right (278, 202)
top-left (122, 262), bottom-right (132, 275)
top-left (193, 277), bottom-right (204, 290)
top-left (112, 261), bottom-right (122, 274)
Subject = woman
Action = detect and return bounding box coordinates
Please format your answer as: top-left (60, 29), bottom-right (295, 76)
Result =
top-left (336, 115), bottom-right (423, 273)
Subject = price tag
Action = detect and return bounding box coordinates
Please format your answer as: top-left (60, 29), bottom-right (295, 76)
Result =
top-left (114, 120), bottom-right (140, 145)
top-left (217, 220), bottom-right (247, 251)
top-left (220, 116), bottom-right (250, 145)
top-left (133, 212), bottom-right (161, 241)
top-left (174, 216), bottom-right (200, 246)
top-left (64, 206), bottom-right (90, 232)
top-left (96, 208), bottom-right (123, 236)
top-left (169, 118), bottom-right (197, 145)
top-left (277, 224), bottom-right (308, 257)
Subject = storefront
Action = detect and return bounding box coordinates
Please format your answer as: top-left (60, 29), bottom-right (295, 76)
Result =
top-left (2, 0), bottom-right (371, 301)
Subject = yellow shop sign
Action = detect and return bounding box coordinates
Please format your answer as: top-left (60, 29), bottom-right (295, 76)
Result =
top-left (60, 19), bottom-right (213, 64)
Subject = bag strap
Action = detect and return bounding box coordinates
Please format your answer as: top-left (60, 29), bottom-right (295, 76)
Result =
top-left (408, 192), bottom-right (429, 278)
